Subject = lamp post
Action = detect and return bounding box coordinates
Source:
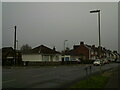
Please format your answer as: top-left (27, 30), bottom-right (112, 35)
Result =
top-left (90, 10), bottom-right (101, 58)
top-left (64, 40), bottom-right (68, 52)
top-left (90, 10), bottom-right (102, 73)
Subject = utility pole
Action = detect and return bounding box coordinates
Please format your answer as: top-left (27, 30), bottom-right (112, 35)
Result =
top-left (16, 40), bottom-right (18, 50)
top-left (14, 26), bottom-right (17, 65)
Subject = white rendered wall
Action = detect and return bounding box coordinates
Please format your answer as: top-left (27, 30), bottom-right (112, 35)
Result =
top-left (22, 54), bottom-right (42, 62)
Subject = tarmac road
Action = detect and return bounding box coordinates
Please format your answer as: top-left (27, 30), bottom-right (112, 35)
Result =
top-left (2, 63), bottom-right (120, 88)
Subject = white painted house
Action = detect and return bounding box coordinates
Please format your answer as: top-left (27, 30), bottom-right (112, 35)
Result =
top-left (22, 45), bottom-right (61, 64)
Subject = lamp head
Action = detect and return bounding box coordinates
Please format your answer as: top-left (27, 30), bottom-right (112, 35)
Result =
top-left (90, 10), bottom-right (100, 13)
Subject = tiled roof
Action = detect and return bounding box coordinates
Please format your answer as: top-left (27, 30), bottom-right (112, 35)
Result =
top-left (32, 45), bottom-right (60, 54)
top-left (85, 45), bottom-right (93, 50)
top-left (2, 47), bottom-right (14, 51)
top-left (2, 47), bottom-right (14, 57)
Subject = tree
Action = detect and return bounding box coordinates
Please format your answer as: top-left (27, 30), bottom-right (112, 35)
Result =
top-left (20, 44), bottom-right (32, 54)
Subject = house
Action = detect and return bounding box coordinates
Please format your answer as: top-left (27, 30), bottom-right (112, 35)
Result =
top-left (105, 49), bottom-right (109, 59)
top-left (64, 42), bottom-right (98, 61)
top-left (90, 45), bottom-right (99, 60)
top-left (100, 47), bottom-right (107, 59)
top-left (2, 47), bottom-right (15, 66)
top-left (22, 45), bottom-right (62, 65)
top-left (106, 50), bottom-right (117, 61)
top-left (63, 41), bottom-right (114, 61)
top-left (2, 47), bottom-right (22, 66)
top-left (109, 51), bottom-right (114, 61)
top-left (113, 51), bottom-right (120, 61)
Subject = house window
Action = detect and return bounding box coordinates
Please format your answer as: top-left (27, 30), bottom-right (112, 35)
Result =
top-left (43, 55), bottom-right (49, 61)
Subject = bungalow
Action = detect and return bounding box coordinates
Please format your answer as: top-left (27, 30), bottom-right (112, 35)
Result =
top-left (22, 45), bottom-right (62, 65)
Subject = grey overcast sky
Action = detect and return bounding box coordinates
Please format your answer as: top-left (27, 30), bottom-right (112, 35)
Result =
top-left (2, 2), bottom-right (118, 51)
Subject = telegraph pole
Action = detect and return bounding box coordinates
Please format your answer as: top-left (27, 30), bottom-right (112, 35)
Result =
top-left (14, 26), bottom-right (17, 65)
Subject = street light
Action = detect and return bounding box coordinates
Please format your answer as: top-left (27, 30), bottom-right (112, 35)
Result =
top-left (90, 9), bottom-right (102, 73)
top-left (64, 40), bottom-right (68, 52)
top-left (90, 9), bottom-right (101, 58)
top-left (64, 40), bottom-right (68, 61)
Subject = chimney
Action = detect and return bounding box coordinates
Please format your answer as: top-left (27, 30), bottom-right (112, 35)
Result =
top-left (80, 41), bottom-right (84, 45)
top-left (113, 51), bottom-right (117, 53)
top-left (53, 46), bottom-right (56, 51)
top-left (103, 47), bottom-right (106, 50)
top-left (92, 45), bottom-right (95, 48)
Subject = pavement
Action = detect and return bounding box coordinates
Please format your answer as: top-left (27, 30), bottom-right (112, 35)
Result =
top-left (105, 64), bottom-right (120, 89)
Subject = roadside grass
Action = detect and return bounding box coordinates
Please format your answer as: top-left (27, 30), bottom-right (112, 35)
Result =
top-left (70, 71), bottom-right (112, 88)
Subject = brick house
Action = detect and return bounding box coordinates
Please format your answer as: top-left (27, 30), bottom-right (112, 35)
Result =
top-left (67, 42), bottom-right (97, 60)
top-left (89, 45), bottom-right (99, 60)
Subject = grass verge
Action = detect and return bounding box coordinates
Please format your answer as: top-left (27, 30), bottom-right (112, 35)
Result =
top-left (70, 71), bottom-right (112, 88)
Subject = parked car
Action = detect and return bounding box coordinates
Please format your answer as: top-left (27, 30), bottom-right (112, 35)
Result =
top-left (103, 59), bottom-right (109, 64)
top-left (76, 58), bottom-right (81, 64)
top-left (93, 59), bottom-right (102, 66)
